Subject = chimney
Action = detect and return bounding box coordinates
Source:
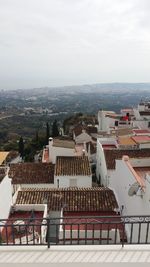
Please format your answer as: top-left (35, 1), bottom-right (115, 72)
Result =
top-left (49, 137), bottom-right (53, 162)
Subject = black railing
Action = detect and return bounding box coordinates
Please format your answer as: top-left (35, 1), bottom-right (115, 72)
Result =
top-left (0, 215), bottom-right (150, 247)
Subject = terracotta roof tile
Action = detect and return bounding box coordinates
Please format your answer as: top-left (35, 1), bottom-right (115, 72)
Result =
top-left (16, 187), bottom-right (118, 212)
top-left (133, 129), bottom-right (150, 134)
top-left (118, 137), bottom-right (137, 146)
top-left (9, 163), bottom-right (55, 184)
top-left (104, 149), bottom-right (150, 169)
top-left (132, 135), bottom-right (150, 144)
top-left (55, 156), bottom-right (91, 176)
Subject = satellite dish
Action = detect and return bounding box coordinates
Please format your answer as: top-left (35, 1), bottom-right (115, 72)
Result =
top-left (128, 182), bottom-right (140, 196)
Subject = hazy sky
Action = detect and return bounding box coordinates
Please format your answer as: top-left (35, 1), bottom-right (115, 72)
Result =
top-left (0, 0), bottom-right (150, 89)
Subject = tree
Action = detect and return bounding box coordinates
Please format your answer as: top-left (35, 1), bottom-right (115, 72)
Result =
top-left (52, 120), bottom-right (59, 137)
top-left (46, 122), bottom-right (50, 144)
top-left (18, 136), bottom-right (24, 158)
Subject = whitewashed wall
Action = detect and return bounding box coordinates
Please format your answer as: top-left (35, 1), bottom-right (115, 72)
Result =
top-left (0, 175), bottom-right (12, 220)
top-left (138, 104), bottom-right (145, 112)
top-left (96, 139), bottom-right (108, 186)
top-left (54, 175), bottom-right (92, 188)
top-left (109, 159), bottom-right (150, 242)
top-left (109, 159), bottom-right (150, 215)
top-left (49, 140), bottom-right (75, 163)
top-left (98, 111), bottom-right (115, 132)
top-left (139, 143), bottom-right (150, 149)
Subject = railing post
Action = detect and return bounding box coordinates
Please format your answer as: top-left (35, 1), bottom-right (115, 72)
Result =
top-left (121, 217), bottom-right (125, 248)
top-left (47, 217), bottom-right (50, 249)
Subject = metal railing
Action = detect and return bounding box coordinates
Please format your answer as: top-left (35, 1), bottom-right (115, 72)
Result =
top-left (0, 215), bottom-right (150, 247)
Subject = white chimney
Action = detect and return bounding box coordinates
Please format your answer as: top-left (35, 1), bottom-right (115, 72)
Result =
top-left (49, 137), bottom-right (53, 162)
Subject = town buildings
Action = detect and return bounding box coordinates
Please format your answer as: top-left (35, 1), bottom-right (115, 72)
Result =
top-left (0, 100), bottom-right (150, 247)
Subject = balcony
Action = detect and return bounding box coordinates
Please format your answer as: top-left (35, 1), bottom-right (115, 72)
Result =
top-left (0, 216), bottom-right (150, 265)
top-left (0, 215), bottom-right (150, 247)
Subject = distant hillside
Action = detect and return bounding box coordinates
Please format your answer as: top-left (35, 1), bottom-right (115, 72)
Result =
top-left (1, 82), bottom-right (150, 95)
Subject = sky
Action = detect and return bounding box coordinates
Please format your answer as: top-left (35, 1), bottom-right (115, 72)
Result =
top-left (0, 0), bottom-right (150, 90)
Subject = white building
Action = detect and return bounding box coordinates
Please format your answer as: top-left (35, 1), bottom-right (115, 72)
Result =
top-left (48, 137), bottom-right (75, 164)
top-left (15, 187), bottom-right (120, 244)
top-left (0, 168), bottom-right (12, 220)
top-left (97, 103), bottom-right (150, 135)
top-left (54, 156), bottom-right (92, 188)
top-left (96, 138), bottom-right (118, 186)
top-left (96, 135), bottom-right (150, 187)
top-left (109, 155), bottom-right (150, 215)
top-left (98, 110), bottom-right (116, 132)
top-left (72, 125), bottom-right (97, 144)
top-left (109, 155), bottom-right (150, 243)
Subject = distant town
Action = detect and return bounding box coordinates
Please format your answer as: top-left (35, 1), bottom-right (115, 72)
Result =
top-left (0, 85), bottom-right (150, 246)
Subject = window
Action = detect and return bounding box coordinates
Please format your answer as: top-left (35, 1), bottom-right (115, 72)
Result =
top-left (115, 121), bottom-right (118, 126)
top-left (57, 179), bottom-right (59, 188)
top-left (69, 179), bottom-right (77, 187)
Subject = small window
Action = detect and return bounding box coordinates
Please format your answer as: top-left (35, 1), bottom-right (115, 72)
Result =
top-left (115, 121), bottom-right (118, 126)
top-left (69, 179), bottom-right (77, 187)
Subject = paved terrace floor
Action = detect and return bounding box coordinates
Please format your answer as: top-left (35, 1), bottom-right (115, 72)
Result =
top-left (0, 245), bottom-right (150, 266)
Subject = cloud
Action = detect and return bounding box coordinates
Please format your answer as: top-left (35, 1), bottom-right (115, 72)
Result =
top-left (0, 0), bottom-right (150, 89)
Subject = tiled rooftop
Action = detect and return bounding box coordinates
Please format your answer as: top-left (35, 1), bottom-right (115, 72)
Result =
top-left (16, 187), bottom-right (118, 212)
top-left (133, 129), bottom-right (150, 135)
top-left (118, 136), bottom-right (137, 146)
top-left (55, 156), bottom-right (91, 176)
top-left (104, 149), bottom-right (150, 169)
top-left (132, 135), bottom-right (150, 144)
top-left (9, 163), bottom-right (55, 184)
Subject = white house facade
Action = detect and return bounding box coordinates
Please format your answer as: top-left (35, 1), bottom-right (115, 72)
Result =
top-left (0, 171), bottom-right (12, 220)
